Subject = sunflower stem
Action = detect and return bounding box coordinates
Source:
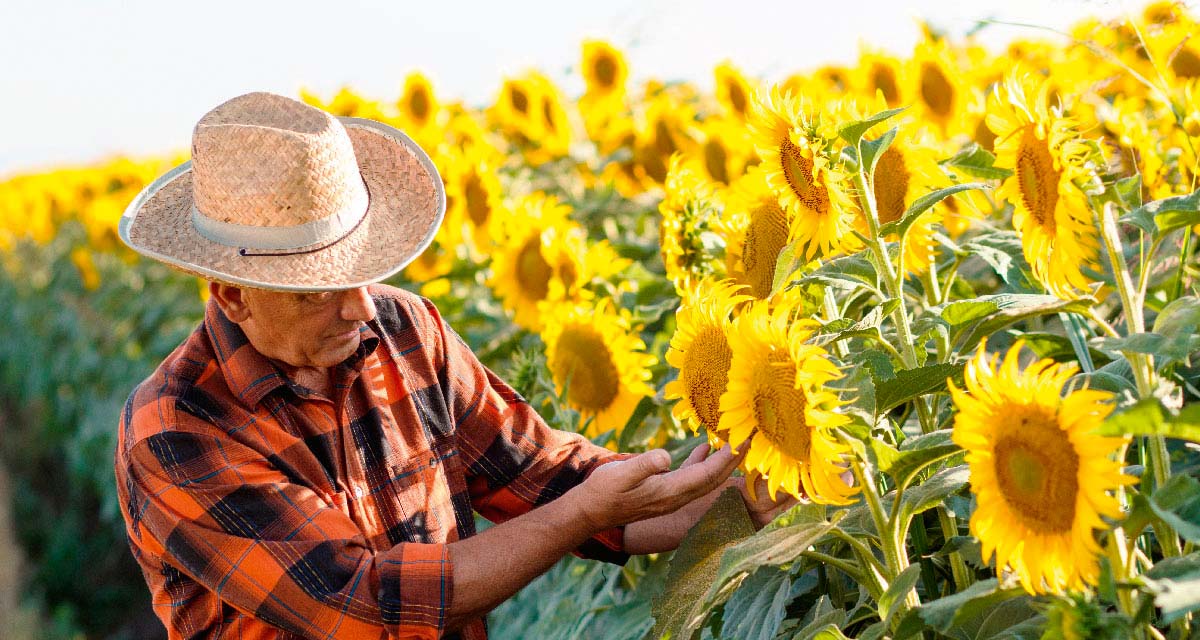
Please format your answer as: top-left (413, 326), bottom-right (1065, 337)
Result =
top-left (936, 506), bottom-right (973, 591)
top-left (1173, 227), bottom-right (1194, 302)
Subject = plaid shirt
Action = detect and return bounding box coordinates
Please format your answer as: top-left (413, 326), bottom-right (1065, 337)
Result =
top-left (115, 284), bottom-right (630, 640)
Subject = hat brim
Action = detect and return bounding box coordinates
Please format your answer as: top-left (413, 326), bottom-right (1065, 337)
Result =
top-left (118, 117), bottom-right (445, 291)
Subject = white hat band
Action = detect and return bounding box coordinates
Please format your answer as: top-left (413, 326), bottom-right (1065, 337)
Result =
top-left (190, 177), bottom-right (370, 251)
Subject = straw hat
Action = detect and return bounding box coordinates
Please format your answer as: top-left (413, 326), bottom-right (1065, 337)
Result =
top-left (119, 91), bottom-right (445, 291)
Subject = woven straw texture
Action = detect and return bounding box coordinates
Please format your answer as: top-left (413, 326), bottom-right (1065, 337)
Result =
top-left (122, 92), bottom-right (443, 291)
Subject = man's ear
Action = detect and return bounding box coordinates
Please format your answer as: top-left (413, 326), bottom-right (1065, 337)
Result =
top-left (209, 282), bottom-right (252, 322)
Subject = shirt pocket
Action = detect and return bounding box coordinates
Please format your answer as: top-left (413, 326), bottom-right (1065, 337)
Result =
top-left (385, 453), bottom-right (448, 544)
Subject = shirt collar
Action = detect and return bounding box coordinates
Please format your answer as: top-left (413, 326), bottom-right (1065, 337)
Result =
top-left (203, 300), bottom-right (382, 408)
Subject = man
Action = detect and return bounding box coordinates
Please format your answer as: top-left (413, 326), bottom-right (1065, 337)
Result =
top-left (115, 92), bottom-right (792, 639)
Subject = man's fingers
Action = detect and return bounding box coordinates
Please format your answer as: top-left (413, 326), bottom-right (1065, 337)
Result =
top-left (680, 443), bottom-right (711, 468)
top-left (627, 449), bottom-right (671, 479)
top-left (650, 445), bottom-right (739, 500)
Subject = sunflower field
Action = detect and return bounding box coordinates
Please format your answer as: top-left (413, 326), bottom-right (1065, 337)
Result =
top-left (6, 3), bottom-right (1200, 638)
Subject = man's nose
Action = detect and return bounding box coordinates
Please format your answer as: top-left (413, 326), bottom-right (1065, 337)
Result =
top-left (340, 286), bottom-right (377, 323)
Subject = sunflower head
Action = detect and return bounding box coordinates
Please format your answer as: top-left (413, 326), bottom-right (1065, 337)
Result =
top-left (714, 61), bottom-right (756, 121)
top-left (665, 279), bottom-right (752, 439)
top-left (909, 34), bottom-right (968, 135)
top-left (988, 74), bottom-right (1102, 298)
top-left (747, 87), bottom-right (859, 261)
top-left (949, 340), bottom-right (1136, 595)
top-left (541, 299), bottom-right (656, 440)
top-left (398, 72), bottom-right (439, 131)
top-left (721, 165), bottom-right (792, 299)
top-left (718, 299), bottom-right (857, 503)
top-left (855, 49), bottom-right (905, 107)
top-left (442, 146), bottom-right (504, 258)
top-left (582, 40), bottom-right (628, 98)
top-left (660, 154), bottom-right (725, 294)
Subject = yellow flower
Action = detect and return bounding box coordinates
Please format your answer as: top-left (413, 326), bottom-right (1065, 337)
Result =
top-left (988, 74), bottom-right (1102, 298)
top-left (660, 155), bottom-right (724, 295)
top-left (908, 33), bottom-right (968, 136)
top-left (664, 279), bottom-right (752, 438)
top-left (721, 166), bottom-right (791, 299)
top-left (396, 72), bottom-right (440, 138)
top-left (949, 340), bottom-right (1135, 595)
top-left (870, 130), bottom-right (947, 275)
top-left (542, 299), bottom-right (656, 439)
top-left (748, 87), bottom-right (859, 260)
top-left (489, 194), bottom-right (626, 331)
top-left (854, 49), bottom-right (905, 107)
top-left (634, 93), bottom-right (699, 185)
top-left (713, 61), bottom-right (757, 122)
top-left (719, 300), bottom-right (857, 503)
top-left (442, 146), bottom-right (504, 258)
top-left (581, 40), bottom-right (628, 99)
top-left (70, 247), bottom-right (100, 290)
top-left (697, 116), bottom-right (756, 187)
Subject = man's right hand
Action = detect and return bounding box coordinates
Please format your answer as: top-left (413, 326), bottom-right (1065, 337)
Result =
top-left (571, 445), bottom-right (742, 532)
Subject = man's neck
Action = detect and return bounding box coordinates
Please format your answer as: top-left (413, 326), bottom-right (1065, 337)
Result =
top-left (279, 363), bottom-right (336, 399)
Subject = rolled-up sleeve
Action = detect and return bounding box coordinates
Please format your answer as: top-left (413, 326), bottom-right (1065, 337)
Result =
top-left (122, 424), bottom-right (453, 639)
top-left (416, 297), bottom-right (632, 565)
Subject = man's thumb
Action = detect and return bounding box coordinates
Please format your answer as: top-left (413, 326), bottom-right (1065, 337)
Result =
top-left (633, 449), bottom-right (671, 476)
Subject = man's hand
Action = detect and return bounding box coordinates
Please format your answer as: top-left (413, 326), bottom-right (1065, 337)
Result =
top-left (570, 443), bottom-right (741, 532)
top-left (622, 445), bottom-right (801, 554)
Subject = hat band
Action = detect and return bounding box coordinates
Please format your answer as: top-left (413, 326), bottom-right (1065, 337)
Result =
top-left (190, 178), bottom-right (370, 250)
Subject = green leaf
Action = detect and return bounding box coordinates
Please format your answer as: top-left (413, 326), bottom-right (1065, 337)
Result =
top-left (647, 488), bottom-right (756, 640)
top-left (874, 363), bottom-right (964, 413)
top-left (901, 465), bottom-right (970, 518)
top-left (941, 143), bottom-right (1013, 181)
top-left (770, 241), bottom-right (801, 296)
top-left (1125, 190), bottom-right (1200, 236)
top-left (903, 579), bottom-right (1026, 636)
top-left (798, 253), bottom-right (879, 293)
top-left (839, 106), bottom-right (907, 146)
top-left (1115, 175), bottom-right (1143, 210)
top-left (719, 568), bottom-right (792, 640)
top-left (808, 625), bottom-right (852, 640)
top-left (959, 296), bottom-right (1095, 352)
top-left (813, 299), bottom-right (898, 347)
top-left (1152, 296), bottom-right (1200, 336)
top-left (707, 511), bottom-right (847, 597)
top-left (960, 231), bottom-right (1035, 288)
top-left (879, 183), bottom-right (991, 238)
top-left (882, 442), bottom-right (961, 493)
top-left (1090, 332), bottom-right (1200, 367)
top-left (1097, 397), bottom-right (1200, 444)
top-left (1149, 474), bottom-right (1200, 544)
top-left (1143, 553), bottom-right (1200, 623)
top-left (879, 564), bottom-right (923, 623)
top-left (860, 127), bottom-right (898, 178)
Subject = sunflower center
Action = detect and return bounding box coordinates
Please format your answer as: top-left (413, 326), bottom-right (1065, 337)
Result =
top-left (872, 64), bottom-right (900, 105)
top-left (780, 137), bottom-right (829, 214)
top-left (729, 83), bottom-right (749, 118)
top-left (872, 147), bottom-right (910, 225)
top-left (681, 326), bottom-right (733, 431)
top-left (510, 87), bottom-right (529, 115)
top-left (751, 352), bottom-right (812, 460)
top-left (409, 89), bottom-right (430, 122)
top-left (542, 97), bottom-right (559, 133)
top-left (594, 55), bottom-right (618, 89)
top-left (1015, 125), bottom-right (1060, 232)
top-left (973, 119), bottom-right (996, 151)
top-left (515, 236), bottom-right (552, 301)
top-left (552, 327), bottom-right (620, 412)
top-left (919, 62), bottom-right (954, 119)
top-left (992, 414), bottom-right (1079, 534)
top-left (1172, 46), bottom-right (1200, 78)
top-left (464, 172), bottom-right (490, 226)
top-left (741, 201), bottom-right (789, 298)
top-left (654, 120), bottom-right (678, 157)
top-left (704, 138), bottom-right (730, 184)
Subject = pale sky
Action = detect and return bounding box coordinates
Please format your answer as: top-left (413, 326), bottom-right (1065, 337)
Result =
top-left (0, 0), bottom-right (1151, 178)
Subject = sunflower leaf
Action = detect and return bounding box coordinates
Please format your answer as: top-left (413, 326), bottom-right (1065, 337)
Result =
top-left (1090, 332), bottom-right (1200, 368)
top-left (958, 295), bottom-right (1095, 352)
top-left (898, 578), bottom-right (1027, 636)
top-left (1124, 190), bottom-right (1200, 237)
top-left (1149, 475), bottom-right (1200, 544)
top-left (771, 241), bottom-right (802, 296)
top-left (900, 465), bottom-right (970, 518)
top-left (647, 487), bottom-right (755, 640)
top-left (873, 363), bottom-right (964, 413)
top-left (883, 444), bottom-right (962, 494)
top-left (839, 106), bottom-right (908, 146)
top-left (960, 231), bottom-right (1038, 289)
top-left (941, 143), bottom-right (1013, 181)
top-left (797, 253), bottom-right (881, 294)
top-left (879, 183), bottom-right (991, 239)
top-left (879, 564), bottom-right (923, 624)
top-left (1098, 397), bottom-right (1200, 444)
top-left (718, 567), bottom-right (792, 640)
top-left (860, 127), bottom-right (898, 178)
top-left (1153, 296), bottom-right (1200, 336)
top-left (1142, 553), bottom-right (1200, 623)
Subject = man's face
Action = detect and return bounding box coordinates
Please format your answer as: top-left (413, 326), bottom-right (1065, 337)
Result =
top-left (214, 284), bottom-right (378, 370)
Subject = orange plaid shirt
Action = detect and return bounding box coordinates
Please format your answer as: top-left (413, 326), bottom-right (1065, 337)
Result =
top-left (115, 284), bottom-right (629, 639)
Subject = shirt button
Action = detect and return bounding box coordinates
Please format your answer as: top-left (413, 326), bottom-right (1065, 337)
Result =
top-left (354, 487), bottom-right (365, 499)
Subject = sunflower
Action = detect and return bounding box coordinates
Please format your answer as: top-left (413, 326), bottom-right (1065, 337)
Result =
top-left (697, 116), bottom-right (756, 187)
top-left (987, 75), bottom-right (1102, 298)
top-left (869, 129), bottom-right (947, 275)
top-left (718, 300), bottom-right (857, 503)
top-left (397, 72), bottom-right (439, 135)
top-left (949, 341), bottom-right (1135, 595)
top-left (854, 49), bottom-right (905, 107)
top-left (664, 279), bottom-right (752, 439)
top-left (581, 40), bottom-right (628, 99)
top-left (660, 155), bottom-right (725, 294)
top-left (909, 34), bottom-right (968, 136)
top-left (748, 87), bottom-right (859, 261)
top-left (523, 72), bottom-right (572, 165)
top-left (721, 166), bottom-right (792, 299)
top-left (714, 61), bottom-right (756, 122)
top-left (442, 147), bottom-right (504, 258)
top-left (634, 93), bottom-right (699, 185)
top-left (489, 193), bottom-right (626, 331)
top-left (541, 299), bottom-right (656, 439)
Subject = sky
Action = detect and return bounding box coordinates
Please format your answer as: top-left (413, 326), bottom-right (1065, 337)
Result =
top-left (0, 0), bottom-right (1152, 178)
